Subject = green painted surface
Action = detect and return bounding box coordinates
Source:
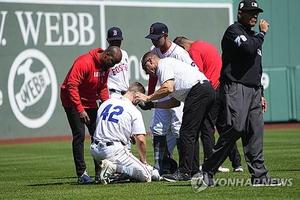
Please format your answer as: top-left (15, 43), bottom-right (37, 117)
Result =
top-left (0, 2), bottom-right (101, 138)
top-left (0, 0), bottom-right (299, 139)
top-left (232, 0), bottom-right (300, 122)
top-left (0, 1), bottom-right (231, 139)
top-left (292, 66), bottom-right (300, 121)
top-left (232, 0), bottom-right (300, 67)
top-left (263, 67), bottom-right (292, 122)
top-left (105, 5), bottom-right (230, 128)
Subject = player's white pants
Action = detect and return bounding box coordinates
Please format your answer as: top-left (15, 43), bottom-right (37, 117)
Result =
top-left (150, 103), bottom-right (183, 154)
top-left (90, 142), bottom-right (159, 182)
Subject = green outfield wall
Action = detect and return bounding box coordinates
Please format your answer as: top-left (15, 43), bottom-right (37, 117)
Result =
top-left (0, 0), bottom-right (232, 139)
top-left (0, 0), bottom-right (299, 139)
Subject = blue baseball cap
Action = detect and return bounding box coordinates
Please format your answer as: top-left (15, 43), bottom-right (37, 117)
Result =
top-left (107, 27), bottom-right (123, 41)
top-left (145, 22), bottom-right (168, 40)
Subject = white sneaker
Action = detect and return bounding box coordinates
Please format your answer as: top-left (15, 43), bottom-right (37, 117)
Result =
top-left (218, 166), bottom-right (230, 173)
top-left (151, 168), bottom-right (161, 181)
top-left (233, 166), bottom-right (244, 172)
top-left (99, 159), bottom-right (117, 184)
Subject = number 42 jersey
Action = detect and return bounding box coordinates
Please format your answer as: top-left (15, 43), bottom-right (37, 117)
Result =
top-left (93, 96), bottom-right (146, 145)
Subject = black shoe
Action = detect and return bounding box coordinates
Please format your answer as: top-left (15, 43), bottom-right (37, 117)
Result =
top-left (252, 177), bottom-right (282, 187)
top-left (162, 171), bottom-right (191, 182)
top-left (94, 175), bottom-right (100, 184)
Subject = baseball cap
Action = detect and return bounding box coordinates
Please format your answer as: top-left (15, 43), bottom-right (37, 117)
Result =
top-left (107, 27), bottom-right (123, 41)
top-left (145, 22), bottom-right (168, 40)
top-left (238, 0), bottom-right (263, 13)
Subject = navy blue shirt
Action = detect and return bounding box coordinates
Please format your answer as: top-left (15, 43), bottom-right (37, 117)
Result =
top-left (220, 21), bottom-right (265, 86)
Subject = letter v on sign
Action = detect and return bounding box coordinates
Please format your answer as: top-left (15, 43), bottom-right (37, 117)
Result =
top-left (0, 11), bottom-right (8, 46)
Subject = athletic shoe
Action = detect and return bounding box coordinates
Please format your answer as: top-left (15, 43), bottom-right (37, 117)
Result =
top-left (94, 171), bottom-right (101, 184)
top-left (94, 168), bottom-right (101, 184)
top-left (99, 159), bottom-right (117, 184)
top-left (162, 170), bottom-right (191, 182)
top-left (151, 168), bottom-right (161, 181)
top-left (218, 166), bottom-right (230, 173)
top-left (77, 171), bottom-right (94, 184)
top-left (233, 166), bottom-right (244, 172)
top-left (252, 178), bottom-right (282, 187)
top-left (192, 171), bottom-right (214, 187)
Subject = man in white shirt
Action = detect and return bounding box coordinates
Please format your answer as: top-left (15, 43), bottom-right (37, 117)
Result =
top-left (106, 27), bottom-right (130, 98)
top-left (136, 52), bottom-right (215, 181)
top-left (90, 82), bottom-right (160, 184)
top-left (144, 22), bottom-right (196, 175)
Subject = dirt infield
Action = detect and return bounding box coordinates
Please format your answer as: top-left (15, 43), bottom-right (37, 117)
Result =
top-left (0, 135), bottom-right (72, 145)
top-left (264, 122), bottom-right (300, 130)
top-left (0, 123), bottom-right (299, 145)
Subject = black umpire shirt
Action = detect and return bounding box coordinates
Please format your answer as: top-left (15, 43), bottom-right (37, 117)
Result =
top-left (220, 21), bottom-right (266, 87)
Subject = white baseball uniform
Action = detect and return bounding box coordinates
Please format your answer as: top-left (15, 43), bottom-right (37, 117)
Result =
top-left (108, 49), bottom-right (129, 98)
top-left (150, 42), bottom-right (196, 152)
top-left (90, 96), bottom-right (159, 182)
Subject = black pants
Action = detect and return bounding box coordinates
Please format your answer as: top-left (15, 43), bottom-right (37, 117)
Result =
top-left (200, 87), bottom-right (242, 168)
top-left (64, 107), bottom-right (99, 177)
top-left (202, 82), bottom-right (269, 180)
top-left (177, 81), bottom-right (215, 175)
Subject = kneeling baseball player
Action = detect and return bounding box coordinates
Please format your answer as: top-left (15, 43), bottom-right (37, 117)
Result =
top-left (90, 82), bottom-right (160, 184)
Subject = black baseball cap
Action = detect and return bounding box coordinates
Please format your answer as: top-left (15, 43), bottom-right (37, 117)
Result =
top-left (145, 22), bottom-right (168, 40)
top-left (107, 27), bottom-right (123, 41)
top-left (238, 0), bottom-right (263, 13)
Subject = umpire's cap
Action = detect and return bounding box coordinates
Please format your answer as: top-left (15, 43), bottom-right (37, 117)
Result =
top-left (107, 27), bottom-right (123, 41)
top-left (145, 22), bottom-right (168, 40)
top-left (238, 0), bottom-right (263, 13)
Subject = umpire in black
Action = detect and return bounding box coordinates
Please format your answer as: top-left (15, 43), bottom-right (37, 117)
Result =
top-left (200, 0), bottom-right (281, 186)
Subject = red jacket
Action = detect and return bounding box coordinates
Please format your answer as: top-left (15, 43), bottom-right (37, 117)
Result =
top-left (60, 48), bottom-right (109, 113)
top-left (189, 40), bottom-right (222, 89)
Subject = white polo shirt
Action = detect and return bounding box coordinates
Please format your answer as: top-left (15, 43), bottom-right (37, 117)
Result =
top-left (94, 96), bottom-right (146, 145)
top-left (156, 57), bottom-right (208, 102)
top-left (151, 42), bottom-right (196, 100)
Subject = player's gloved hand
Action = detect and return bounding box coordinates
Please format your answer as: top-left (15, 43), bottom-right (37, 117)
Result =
top-left (138, 101), bottom-right (154, 110)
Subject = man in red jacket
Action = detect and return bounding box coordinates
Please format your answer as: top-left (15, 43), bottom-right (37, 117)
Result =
top-left (174, 36), bottom-right (243, 173)
top-left (61, 46), bottom-right (122, 184)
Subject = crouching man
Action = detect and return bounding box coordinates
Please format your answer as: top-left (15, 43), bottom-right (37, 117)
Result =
top-left (90, 82), bottom-right (160, 184)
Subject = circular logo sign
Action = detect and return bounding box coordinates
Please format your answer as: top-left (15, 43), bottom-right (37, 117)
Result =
top-left (8, 49), bottom-right (57, 128)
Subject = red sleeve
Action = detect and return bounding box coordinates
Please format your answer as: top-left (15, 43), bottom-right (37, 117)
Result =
top-left (66, 59), bottom-right (86, 113)
top-left (99, 72), bottom-right (109, 102)
top-left (189, 49), bottom-right (204, 73)
top-left (148, 76), bottom-right (158, 95)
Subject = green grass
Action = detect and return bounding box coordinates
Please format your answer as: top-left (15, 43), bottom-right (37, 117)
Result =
top-left (1, 129), bottom-right (300, 200)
